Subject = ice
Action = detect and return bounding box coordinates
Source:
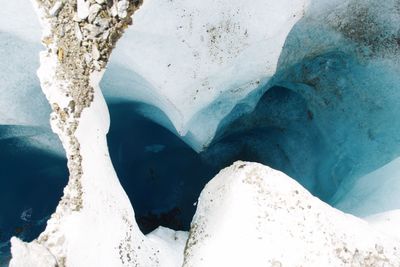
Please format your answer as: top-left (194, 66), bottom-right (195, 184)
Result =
top-left (0, 0), bottom-right (41, 43)
top-left (0, 1), bottom-right (66, 264)
top-left (269, 0), bottom-right (400, 202)
top-left (333, 157), bottom-right (400, 217)
top-left (102, 0), bottom-right (309, 150)
top-left (3, 0), bottom-right (400, 265)
top-left (203, 0), bottom-right (400, 204)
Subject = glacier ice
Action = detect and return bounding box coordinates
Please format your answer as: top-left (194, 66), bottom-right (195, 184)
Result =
top-left (101, 0), bottom-right (309, 150)
top-left (203, 0), bottom-right (400, 207)
top-left (1, 0), bottom-right (400, 266)
top-left (334, 157), bottom-right (400, 217)
top-left (271, 0), bottom-right (400, 207)
top-left (0, 0), bottom-right (67, 264)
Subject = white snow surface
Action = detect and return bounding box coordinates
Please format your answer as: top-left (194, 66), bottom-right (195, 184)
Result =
top-left (365, 210), bottom-right (400, 241)
top-left (147, 227), bottom-right (189, 267)
top-left (10, 238), bottom-right (57, 267)
top-left (183, 161), bottom-right (400, 266)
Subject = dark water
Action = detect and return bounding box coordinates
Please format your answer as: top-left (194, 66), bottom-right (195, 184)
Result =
top-left (0, 126), bottom-right (68, 266)
top-left (107, 102), bottom-right (218, 233)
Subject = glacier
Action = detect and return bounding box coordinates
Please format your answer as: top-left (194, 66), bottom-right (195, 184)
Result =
top-left (0, 0), bottom-right (400, 266)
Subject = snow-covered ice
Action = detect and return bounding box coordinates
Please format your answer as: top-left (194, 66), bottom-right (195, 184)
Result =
top-left (184, 162), bottom-right (400, 266)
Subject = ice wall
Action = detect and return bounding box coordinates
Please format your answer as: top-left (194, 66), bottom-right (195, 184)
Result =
top-left (273, 0), bottom-right (400, 205)
top-left (204, 0), bottom-right (400, 206)
top-left (102, 0), bottom-right (309, 150)
top-left (0, 1), bottom-right (66, 264)
top-left (334, 157), bottom-right (400, 217)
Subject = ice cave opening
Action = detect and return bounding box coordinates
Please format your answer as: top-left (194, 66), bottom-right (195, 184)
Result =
top-left (105, 100), bottom-right (219, 233)
top-left (104, 61), bottom-right (400, 235)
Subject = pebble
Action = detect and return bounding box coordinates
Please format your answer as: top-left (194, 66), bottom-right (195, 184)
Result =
top-left (83, 24), bottom-right (102, 38)
top-left (49, 1), bottom-right (64, 17)
top-left (117, 0), bottom-right (130, 18)
top-left (92, 44), bottom-right (101, 60)
top-left (75, 23), bottom-right (83, 41)
top-left (77, 0), bottom-right (90, 20)
top-left (88, 4), bottom-right (102, 23)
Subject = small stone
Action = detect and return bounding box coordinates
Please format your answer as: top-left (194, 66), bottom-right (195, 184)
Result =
top-left (57, 47), bottom-right (64, 62)
top-left (92, 44), bottom-right (100, 60)
top-left (88, 4), bottom-right (102, 23)
top-left (77, 0), bottom-right (90, 20)
top-left (92, 60), bottom-right (101, 71)
top-left (59, 26), bottom-right (65, 37)
top-left (75, 23), bottom-right (83, 41)
top-left (68, 100), bottom-right (76, 113)
top-left (84, 53), bottom-right (92, 64)
top-left (83, 24), bottom-right (102, 38)
top-left (102, 29), bottom-right (110, 40)
top-left (117, 0), bottom-right (129, 18)
top-left (42, 36), bottom-right (53, 46)
top-left (49, 1), bottom-right (64, 17)
top-left (110, 4), bottom-right (118, 17)
top-left (73, 14), bottom-right (81, 22)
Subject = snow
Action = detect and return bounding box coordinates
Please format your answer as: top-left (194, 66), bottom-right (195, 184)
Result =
top-left (365, 210), bottom-right (400, 241)
top-left (147, 227), bottom-right (188, 267)
top-left (10, 238), bottom-right (57, 267)
top-left (184, 161), bottom-right (400, 266)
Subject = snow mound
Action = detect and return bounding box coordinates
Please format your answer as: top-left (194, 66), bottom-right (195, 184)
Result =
top-left (184, 161), bottom-right (400, 266)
